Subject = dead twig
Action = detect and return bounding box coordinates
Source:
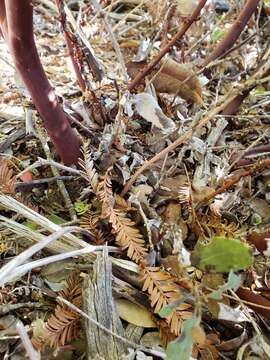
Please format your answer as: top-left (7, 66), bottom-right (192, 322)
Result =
top-left (121, 88), bottom-right (239, 196)
top-left (128, 0), bottom-right (207, 91)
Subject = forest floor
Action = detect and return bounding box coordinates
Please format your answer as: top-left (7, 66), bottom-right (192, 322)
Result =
top-left (0, 1), bottom-right (270, 359)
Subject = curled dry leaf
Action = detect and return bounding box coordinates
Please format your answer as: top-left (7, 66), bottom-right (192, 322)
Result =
top-left (127, 58), bottom-right (203, 104)
top-left (159, 58), bottom-right (203, 103)
top-left (132, 92), bottom-right (176, 131)
top-left (236, 287), bottom-right (270, 321)
top-left (246, 228), bottom-right (270, 253)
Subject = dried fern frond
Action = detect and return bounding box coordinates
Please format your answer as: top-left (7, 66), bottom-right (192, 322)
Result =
top-left (80, 210), bottom-right (100, 231)
top-left (142, 266), bottom-right (192, 336)
top-left (111, 209), bottom-right (147, 263)
top-left (0, 160), bottom-right (16, 194)
top-left (97, 170), bottom-right (192, 336)
top-left (79, 142), bottom-right (99, 192)
top-left (178, 185), bottom-right (192, 205)
top-left (32, 271), bottom-right (82, 349)
top-left (97, 169), bottom-right (114, 218)
top-left (115, 195), bottom-right (134, 212)
top-left (156, 318), bottom-right (177, 345)
top-left (44, 306), bottom-right (81, 348)
top-left (147, 0), bottom-right (169, 25)
top-left (59, 271), bottom-right (82, 307)
top-left (200, 215), bottom-right (241, 238)
top-left (80, 211), bottom-right (106, 245)
top-left (0, 160), bottom-right (38, 211)
top-left (97, 170), bottom-right (147, 263)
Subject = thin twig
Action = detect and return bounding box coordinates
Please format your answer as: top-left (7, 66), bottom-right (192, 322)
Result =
top-left (16, 157), bottom-right (83, 179)
top-left (91, 0), bottom-right (129, 84)
top-left (15, 176), bottom-right (76, 191)
top-left (58, 296), bottom-right (166, 359)
top-left (128, 0), bottom-right (207, 91)
top-left (5, 245), bottom-right (119, 284)
top-left (16, 321), bottom-right (40, 360)
top-left (0, 226), bottom-right (88, 286)
top-left (121, 87), bottom-right (239, 195)
top-left (37, 127), bottom-right (77, 220)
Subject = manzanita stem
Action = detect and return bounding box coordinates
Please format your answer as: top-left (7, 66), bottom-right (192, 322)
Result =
top-left (54, 0), bottom-right (87, 91)
top-left (1, 0), bottom-right (81, 165)
top-left (128, 0), bottom-right (207, 91)
top-left (202, 0), bottom-right (260, 66)
top-left (0, 0), bottom-right (8, 41)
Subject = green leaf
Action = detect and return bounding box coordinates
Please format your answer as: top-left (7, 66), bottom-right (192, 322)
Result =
top-left (159, 296), bottom-right (188, 318)
top-left (48, 213), bottom-right (66, 225)
top-left (254, 86), bottom-right (266, 95)
top-left (209, 270), bottom-right (242, 300)
top-left (211, 28), bottom-right (227, 43)
top-left (24, 220), bottom-right (40, 230)
top-left (74, 201), bottom-right (89, 215)
top-left (166, 318), bottom-right (197, 360)
top-left (191, 236), bottom-right (253, 273)
top-left (251, 213), bottom-right (262, 225)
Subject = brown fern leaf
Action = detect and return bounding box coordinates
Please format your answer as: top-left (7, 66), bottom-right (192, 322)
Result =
top-left (111, 209), bottom-right (147, 263)
top-left (80, 211), bottom-right (106, 244)
top-left (97, 169), bottom-right (114, 218)
top-left (0, 162), bottom-right (38, 211)
top-left (45, 306), bottom-right (80, 348)
top-left (15, 195), bottom-right (40, 213)
top-left (32, 271), bottom-right (82, 349)
top-left (79, 142), bottom-right (99, 192)
top-left (142, 266), bottom-right (192, 336)
top-left (31, 335), bottom-right (45, 351)
top-left (156, 318), bottom-right (177, 345)
top-left (59, 271), bottom-right (82, 307)
top-left (97, 171), bottom-right (147, 263)
top-left (200, 215), bottom-right (241, 238)
top-left (178, 184), bottom-right (192, 205)
top-left (80, 211), bottom-right (100, 231)
top-left (115, 195), bottom-right (134, 212)
top-left (94, 229), bottom-right (107, 245)
top-left (0, 160), bottom-right (16, 194)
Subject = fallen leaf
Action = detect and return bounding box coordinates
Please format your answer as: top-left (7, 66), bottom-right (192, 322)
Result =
top-left (209, 271), bottom-right (242, 300)
top-left (191, 236), bottom-right (253, 273)
top-left (166, 317), bottom-right (199, 360)
top-left (218, 303), bottom-right (250, 323)
top-left (116, 298), bottom-right (156, 328)
top-left (127, 58), bottom-right (203, 104)
top-left (132, 92), bottom-right (176, 131)
top-left (201, 273), bottom-right (230, 318)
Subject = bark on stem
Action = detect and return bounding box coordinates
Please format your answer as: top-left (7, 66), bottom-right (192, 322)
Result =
top-left (128, 0), bottom-right (207, 91)
top-left (0, 0), bottom-right (81, 165)
top-left (202, 0), bottom-right (260, 67)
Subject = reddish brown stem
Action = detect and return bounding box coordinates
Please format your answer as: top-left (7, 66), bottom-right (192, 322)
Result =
top-left (128, 0), bottom-right (207, 91)
top-left (0, 0), bottom-right (7, 41)
top-left (54, 0), bottom-right (87, 91)
top-left (0, 0), bottom-right (81, 165)
top-left (232, 145), bottom-right (270, 167)
top-left (221, 91), bottom-right (249, 116)
top-left (202, 0), bottom-right (260, 67)
top-left (222, 60), bottom-right (270, 117)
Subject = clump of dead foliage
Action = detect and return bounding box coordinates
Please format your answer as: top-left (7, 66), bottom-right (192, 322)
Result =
top-left (1, 0), bottom-right (270, 360)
